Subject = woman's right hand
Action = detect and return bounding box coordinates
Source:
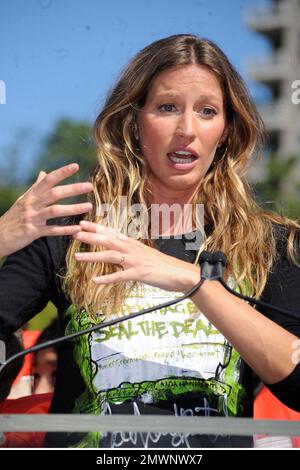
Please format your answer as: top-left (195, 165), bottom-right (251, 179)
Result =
top-left (0, 163), bottom-right (94, 258)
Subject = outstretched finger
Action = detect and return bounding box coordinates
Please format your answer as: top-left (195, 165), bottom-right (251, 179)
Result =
top-left (20, 170), bottom-right (48, 199)
top-left (74, 250), bottom-right (124, 265)
top-left (36, 202), bottom-right (93, 222)
top-left (39, 224), bottom-right (83, 237)
top-left (36, 182), bottom-right (93, 208)
top-left (35, 170), bottom-right (47, 184)
top-left (72, 230), bottom-right (121, 249)
top-left (93, 268), bottom-right (135, 284)
top-left (31, 163), bottom-right (81, 196)
top-left (79, 220), bottom-right (128, 240)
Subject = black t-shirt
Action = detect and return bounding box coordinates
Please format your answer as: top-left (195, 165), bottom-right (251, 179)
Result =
top-left (0, 221), bottom-right (299, 448)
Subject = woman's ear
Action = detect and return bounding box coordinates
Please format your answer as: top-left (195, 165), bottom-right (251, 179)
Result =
top-left (218, 127), bottom-right (229, 147)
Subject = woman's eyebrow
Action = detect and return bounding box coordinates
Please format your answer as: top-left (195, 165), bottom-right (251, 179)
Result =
top-left (154, 91), bottom-right (222, 103)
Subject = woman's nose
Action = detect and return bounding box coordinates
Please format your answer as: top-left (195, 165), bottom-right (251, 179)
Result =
top-left (175, 112), bottom-right (196, 140)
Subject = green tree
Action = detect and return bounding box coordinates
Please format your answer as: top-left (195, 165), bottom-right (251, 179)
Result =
top-left (0, 120), bottom-right (96, 216)
top-left (28, 118), bottom-right (96, 185)
top-left (254, 154), bottom-right (300, 220)
top-left (0, 185), bottom-right (24, 216)
top-left (0, 128), bottom-right (34, 216)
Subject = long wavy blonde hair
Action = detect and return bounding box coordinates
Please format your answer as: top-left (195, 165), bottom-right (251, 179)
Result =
top-left (63, 34), bottom-right (300, 320)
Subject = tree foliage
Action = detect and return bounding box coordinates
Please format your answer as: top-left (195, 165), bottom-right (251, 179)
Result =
top-left (254, 154), bottom-right (300, 220)
top-left (28, 118), bottom-right (96, 185)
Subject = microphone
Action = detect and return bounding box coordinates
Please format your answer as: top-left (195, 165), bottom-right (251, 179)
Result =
top-left (212, 251), bottom-right (227, 279)
top-left (212, 251), bottom-right (227, 266)
top-left (199, 250), bottom-right (227, 280)
top-left (199, 251), bottom-right (213, 280)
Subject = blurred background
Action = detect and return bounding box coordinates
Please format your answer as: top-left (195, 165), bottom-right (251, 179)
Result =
top-left (0, 0), bottom-right (300, 329)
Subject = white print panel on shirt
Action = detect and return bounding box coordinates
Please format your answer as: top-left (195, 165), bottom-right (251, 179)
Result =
top-left (87, 281), bottom-right (236, 395)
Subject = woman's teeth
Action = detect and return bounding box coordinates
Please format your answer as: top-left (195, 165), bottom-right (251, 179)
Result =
top-left (168, 153), bottom-right (196, 163)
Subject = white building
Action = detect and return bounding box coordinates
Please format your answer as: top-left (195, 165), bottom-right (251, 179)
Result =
top-left (245, 0), bottom-right (300, 186)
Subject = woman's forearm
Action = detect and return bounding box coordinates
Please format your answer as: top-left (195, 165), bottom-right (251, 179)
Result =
top-left (188, 268), bottom-right (298, 384)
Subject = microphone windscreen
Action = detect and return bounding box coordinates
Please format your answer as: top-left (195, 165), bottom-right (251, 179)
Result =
top-left (212, 251), bottom-right (227, 266)
top-left (199, 251), bottom-right (213, 263)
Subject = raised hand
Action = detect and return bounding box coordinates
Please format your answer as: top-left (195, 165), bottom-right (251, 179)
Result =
top-left (73, 220), bottom-right (200, 293)
top-left (0, 163), bottom-right (93, 257)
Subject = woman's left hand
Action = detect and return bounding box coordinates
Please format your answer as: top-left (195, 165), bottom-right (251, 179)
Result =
top-left (72, 220), bottom-right (200, 292)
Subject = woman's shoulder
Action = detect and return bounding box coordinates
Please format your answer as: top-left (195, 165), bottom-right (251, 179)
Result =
top-left (272, 220), bottom-right (300, 241)
top-left (271, 221), bottom-right (300, 262)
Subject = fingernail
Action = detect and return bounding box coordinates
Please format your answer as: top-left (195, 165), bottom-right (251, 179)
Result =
top-left (74, 253), bottom-right (83, 259)
top-left (69, 163), bottom-right (79, 171)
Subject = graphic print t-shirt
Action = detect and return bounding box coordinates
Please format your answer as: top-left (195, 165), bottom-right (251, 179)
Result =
top-left (63, 231), bottom-right (251, 448)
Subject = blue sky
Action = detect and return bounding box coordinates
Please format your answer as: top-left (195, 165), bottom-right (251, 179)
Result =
top-left (0, 0), bottom-right (270, 178)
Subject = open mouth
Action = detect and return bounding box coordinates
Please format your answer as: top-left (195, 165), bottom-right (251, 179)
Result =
top-left (168, 154), bottom-right (197, 163)
top-left (167, 150), bottom-right (198, 168)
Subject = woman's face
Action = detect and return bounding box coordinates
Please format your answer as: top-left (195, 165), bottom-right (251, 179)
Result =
top-left (137, 64), bottom-right (227, 197)
top-left (32, 347), bottom-right (57, 394)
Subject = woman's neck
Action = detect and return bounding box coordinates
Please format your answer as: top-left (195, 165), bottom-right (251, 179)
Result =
top-left (150, 182), bottom-right (196, 206)
top-left (148, 180), bottom-right (206, 237)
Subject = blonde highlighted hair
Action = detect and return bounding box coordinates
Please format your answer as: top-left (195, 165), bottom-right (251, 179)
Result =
top-left (63, 34), bottom-right (300, 320)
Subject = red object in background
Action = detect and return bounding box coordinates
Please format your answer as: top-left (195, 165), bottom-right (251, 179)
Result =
top-left (0, 329), bottom-right (53, 447)
top-left (13, 330), bottom-right (40, 384)
top-left (0, 392), bottom-right (53, 447)
top-left (254, 386), bottom-right (300, 448)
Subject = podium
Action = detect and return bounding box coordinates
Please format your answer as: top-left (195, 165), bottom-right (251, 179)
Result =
top-left (1, 415), bottom-right (299, 448)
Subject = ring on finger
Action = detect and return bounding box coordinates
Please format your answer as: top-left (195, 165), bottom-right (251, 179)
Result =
top-left (119, 253), bottom-right (126, 266)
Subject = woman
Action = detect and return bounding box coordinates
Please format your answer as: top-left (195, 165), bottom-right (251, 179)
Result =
top-left (31, 319), bottom-right (59, 395)
top-left (0, 34), bottom-right (299, 448)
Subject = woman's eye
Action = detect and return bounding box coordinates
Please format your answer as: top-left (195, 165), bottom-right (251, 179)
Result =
top-left (159, 104), bottom-right (176, 113)
top-left (200, 107), bottom-right (217, 117)
top-left (158, 104), bottom-right (217, 116)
